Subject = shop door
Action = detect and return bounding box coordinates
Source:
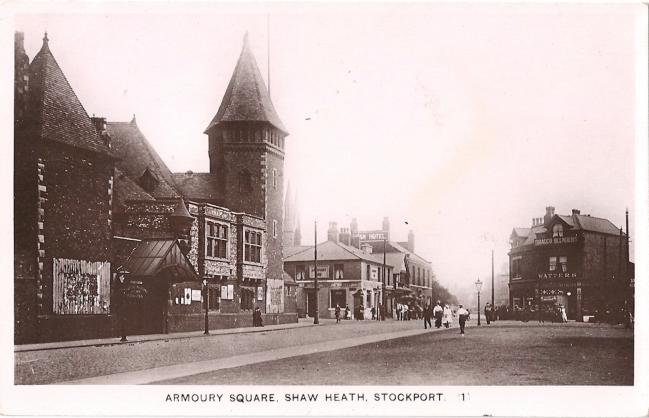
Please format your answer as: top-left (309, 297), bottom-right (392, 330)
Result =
top-left (306, 290), bottom-right (317, 317)
top-left (129, 280), bottom-right (167, 335)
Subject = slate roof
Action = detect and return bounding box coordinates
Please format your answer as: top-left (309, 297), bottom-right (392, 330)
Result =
top-left (513, 211), bottom-right (623, 247)
top-left (283, 240), bottom-right (385, 264)
top-left (27, 34), bottom-right (111, 156)
top-left (107, 120), bottom-right (180, 199)
top-left (171, 172), bottom-right (223, 205)
top-left (283, 245), bottom-right (312, 259)
top-left (113, 167), bottom-right (155, 212)
top-left (512, 228), bottom-right (531, 238)
top-left (204, 34), bottom-right (287, 134)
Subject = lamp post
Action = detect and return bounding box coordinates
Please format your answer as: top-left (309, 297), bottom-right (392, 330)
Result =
top-left (475, 278), bottom-right (483, 326)
top-left (314, 220), bottom-right (319, 325)
top-left (382, 238), bottom-right (387, 321)
top-left (203, 279), bottom-right (209, 335)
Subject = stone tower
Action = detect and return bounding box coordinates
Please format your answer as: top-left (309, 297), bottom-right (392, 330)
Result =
top-left (204, 33), bottom-right (288, 282)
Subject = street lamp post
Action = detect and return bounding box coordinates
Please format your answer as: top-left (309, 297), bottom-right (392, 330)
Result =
top-left (475, 278), bottom-right (483, 326)
top-left (314, 220), bottom-right (319, 325)
top-left (203, 279), bottom-right (209, 335)
top-left (382, 238), bottom-right (387, 321)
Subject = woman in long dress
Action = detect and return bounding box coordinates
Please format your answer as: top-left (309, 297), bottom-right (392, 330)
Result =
top-left (443, 304), bottom-right (453, 328)
top-left (560, 305), bottom-right (568, 322)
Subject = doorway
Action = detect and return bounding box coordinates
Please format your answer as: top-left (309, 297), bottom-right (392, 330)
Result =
top-left (306, 290), bottom-right (317, 317)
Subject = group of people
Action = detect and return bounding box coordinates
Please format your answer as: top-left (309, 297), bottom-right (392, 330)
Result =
top-left (422, 300), bottom-right (471, 335)
top-left (334, 304), bottom-right (352, 323)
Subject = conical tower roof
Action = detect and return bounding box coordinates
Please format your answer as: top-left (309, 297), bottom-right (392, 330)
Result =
top-left (204, 33), bottom-right (287, 135)
top-left (28, 33), bottom-right (111, 156)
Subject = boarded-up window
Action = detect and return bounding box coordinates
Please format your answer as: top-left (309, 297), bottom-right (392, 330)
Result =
top-left (52, 259), bottom-right (111, 315)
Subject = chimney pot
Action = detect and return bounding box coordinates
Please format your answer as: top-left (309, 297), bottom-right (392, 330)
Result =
top-left (572, 209), bottom-right (580, 215)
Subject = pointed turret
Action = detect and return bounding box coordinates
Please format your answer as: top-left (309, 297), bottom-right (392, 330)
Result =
top-left (27, 33), bottom-right (111, 155)
top-left (204, 34), bottom-right (287, 134)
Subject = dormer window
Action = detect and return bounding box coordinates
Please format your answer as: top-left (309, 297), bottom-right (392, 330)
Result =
top-left (552, 224), bottom-right (564, 238)
top-left (139, 167), bottom-right (159, 193)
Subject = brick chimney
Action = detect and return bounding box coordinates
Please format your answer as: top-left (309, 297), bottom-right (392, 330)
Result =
top-left (572, 209), bottom-right (580, 215)
top-left (382, 216), bottom-right (390, 233)
top-left (339, 227), bottom-right (351, 246)
top-left (90, 116), bottom-right (110, 148)
top-left (407, 230), bottom-right (415, 253)
top-left (543, 206), bottom-right (555, 224)
top-left (327, 222), bottom-right (339, 243)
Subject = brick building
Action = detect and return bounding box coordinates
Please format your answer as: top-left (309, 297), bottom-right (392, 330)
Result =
top-left (508, 206), bottom-right (631, 321)
top-left (14, 33), bottom-right (116, 343)
top-left (14, 32), bottom-right (297, 343)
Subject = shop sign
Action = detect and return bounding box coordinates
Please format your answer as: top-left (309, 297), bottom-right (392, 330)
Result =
top-left (309, 265), bottom-right (329, 279)
top-left (538, 272), bottom-right (578, 279)
top-left (534, 236), bottom-right (579, 246)
top-left (358, 230), bottom-right (389, 241)
top-left (541, 295), bottom-right (557, 301)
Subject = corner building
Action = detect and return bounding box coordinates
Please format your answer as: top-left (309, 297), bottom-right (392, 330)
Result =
top-left (508, 206), bottom-right (631, 321)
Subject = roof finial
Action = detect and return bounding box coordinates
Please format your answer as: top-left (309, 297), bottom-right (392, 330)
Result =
top-left (131, 114), bottom-right (137, 125)
top-left (243, 31), bottom-right (249, 47)
top-left (42, 31), bottom-right (49, 47)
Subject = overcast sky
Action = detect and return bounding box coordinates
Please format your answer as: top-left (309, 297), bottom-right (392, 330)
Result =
top-left (13, 2), bottom-right (643, 296)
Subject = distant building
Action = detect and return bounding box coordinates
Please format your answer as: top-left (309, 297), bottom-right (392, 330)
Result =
top-left (508, 206), bottom-right (631, 321)
top-left (283, 234), bottom-right (390, 319)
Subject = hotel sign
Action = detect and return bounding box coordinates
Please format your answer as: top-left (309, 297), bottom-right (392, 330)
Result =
top-left (538, 272), bottom-right (578, 279)
top-left (534, 236), bottom-right (579, 246)
top-left (358, 230), bottom-right (389, 241)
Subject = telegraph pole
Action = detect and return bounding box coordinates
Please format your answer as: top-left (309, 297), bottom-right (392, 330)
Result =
top-left (314, 220), bottom-right (319, 325)
top-left (382, 238), bottom-right (387, 321)
top-left (491, 249), bottom-right (495, 309)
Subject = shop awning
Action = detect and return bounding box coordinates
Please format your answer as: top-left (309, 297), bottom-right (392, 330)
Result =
top-left (123, 239), bottom-right (198, 283)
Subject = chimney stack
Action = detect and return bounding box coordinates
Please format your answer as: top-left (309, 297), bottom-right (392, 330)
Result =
top-left (544, 206), bottom-right (555, 224)
top-left (572, 209), bottom-right (580, 215)
top-left (90, 116), bottom-right (110, 148)
top-left (382, 216), bottom-right (390, 233)
top-left (327, 222), bottom-right (339, 243)
top-left (407, 230), bottom-right (415, 253)
top-left (339, 227), bottom-right (351, 246)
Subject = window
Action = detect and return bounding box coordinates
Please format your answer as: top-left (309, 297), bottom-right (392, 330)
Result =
top-left (330, 289), bottom-right (346, 308)
top-left (549, 257), bottom-right (557, 271)
top-left (272, 219), bottom-right (278, 238)
top-left (559, 256), bottom-right (568, 272)
top-left (296, 265), bottom-right (306, 280)
top-left (366, 264), bottom-right (370, 280)
top-left (244, 229), bottom-right (262, 263)
top-left (553, 224), bottom-right (564, 238)
top-left (512, 257), bottom-right (522, 278)
top-left (206, 221), bottom-right (228, 259)
top-left (207, 286), bottom-right (220, 310)
top-left (334, 264), bottom-right (344, 279)
top-left (272, 169), bottom-right (277, 189)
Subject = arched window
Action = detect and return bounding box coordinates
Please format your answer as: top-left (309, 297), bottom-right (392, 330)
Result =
top-left (552, 224), bottom-right (564, 238)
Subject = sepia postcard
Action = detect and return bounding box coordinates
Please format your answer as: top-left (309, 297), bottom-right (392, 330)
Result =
top-left (1, 1), bottom-right (648, 417)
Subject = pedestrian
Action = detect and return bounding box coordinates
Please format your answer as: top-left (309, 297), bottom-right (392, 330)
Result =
top-left (560, 305), bottom-right (568, 323)
top-left (344, 304), bottom-right (350, 320)
top-left (433, 300), bottom-right (443, 328)
top-left (397, 303), bottom-right (402, 321)
top-left (359, 304), bottom-right (365, 320)
top-left (485, 302), bottom-right (492, 325)
top-left (253, 306), bottom-right (263, 327)
top-left (443, 304), bottom-right (453, 328)
top-left (403, 304), bottom-right (409, 321)
top-left (371, 306), bottom-right (376, 320)
top-left (423, 303), bottom-right (432, 329)
top-left (379, 303), bottom-right (385, 321)
top-left (335, 304), bottom-right (341, 323)
top-left (457, 304), bottom-right (469, 336)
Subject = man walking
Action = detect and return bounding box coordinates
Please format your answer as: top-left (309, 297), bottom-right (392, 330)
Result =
top-left (433, 300), bottom-right (444, 328)
top-left (485, 303), bottom-right (492, 325)
top-left (335, 304), bottom-right (341, 324)
top-left (457, 304), bottom-right (469, 336)
top-left (423, 303), bottom-right (432, 329)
